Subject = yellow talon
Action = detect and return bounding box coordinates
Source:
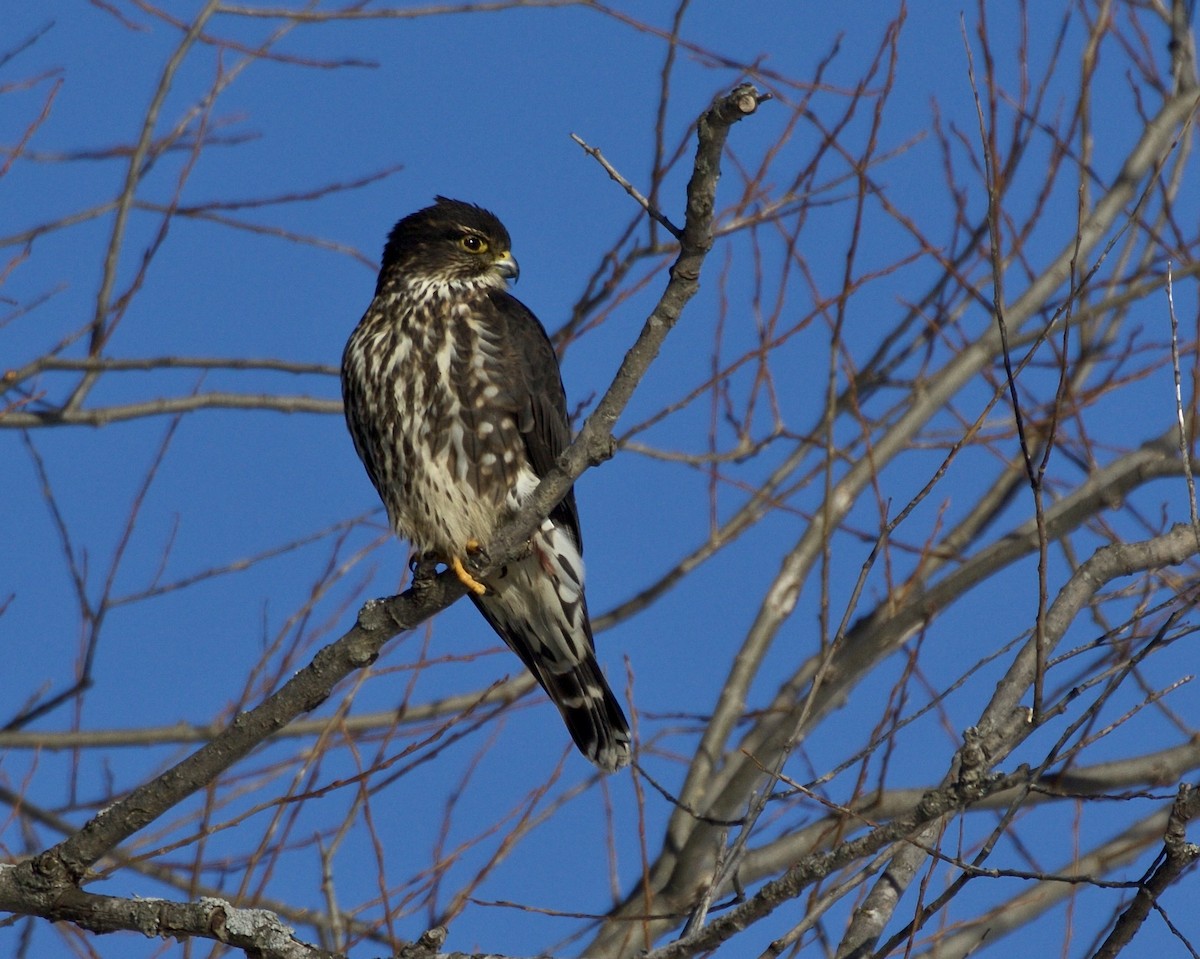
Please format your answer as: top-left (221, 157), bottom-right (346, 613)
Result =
top-left (451, 545), bottom-right (487, 596)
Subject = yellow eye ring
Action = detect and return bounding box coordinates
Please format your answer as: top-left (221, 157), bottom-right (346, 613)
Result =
top-left (459, 234), bottom-right (488, 254)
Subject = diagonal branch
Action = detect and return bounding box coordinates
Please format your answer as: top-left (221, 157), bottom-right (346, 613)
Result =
top-left (2, 84), bottom-right (767, 941)
top-left (479, 83), bottom-right (768, 570)
top-left (1089, 782), bottom-right (1200, 959)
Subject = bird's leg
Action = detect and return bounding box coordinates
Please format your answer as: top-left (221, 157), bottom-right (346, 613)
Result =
top-left (451, 539), bottom-right (488, 596)
top-left (409, 551), bottom-right (440, 594)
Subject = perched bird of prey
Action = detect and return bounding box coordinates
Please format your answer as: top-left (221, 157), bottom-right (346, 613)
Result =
top-left (341, 197), bottom-right (631, 771)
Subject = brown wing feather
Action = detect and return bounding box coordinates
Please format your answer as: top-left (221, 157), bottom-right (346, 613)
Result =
top-left (488, 289), bottom-right (583, 548)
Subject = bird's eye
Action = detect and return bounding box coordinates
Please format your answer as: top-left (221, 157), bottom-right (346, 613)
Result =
top-left (459, 234), bottom-right (488, 254)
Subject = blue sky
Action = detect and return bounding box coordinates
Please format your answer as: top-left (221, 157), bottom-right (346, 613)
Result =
top-left (3, 3), bottom-right (1198, 958)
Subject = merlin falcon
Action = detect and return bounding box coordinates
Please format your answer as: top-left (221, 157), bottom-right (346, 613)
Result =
top-left (341, 197), bottom-right (631, 771)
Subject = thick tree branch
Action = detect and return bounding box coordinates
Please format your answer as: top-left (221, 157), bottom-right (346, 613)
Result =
top-left (0, 83), bottom-right (766, 948)
top-left (0, 878), bottom-right (336, 959)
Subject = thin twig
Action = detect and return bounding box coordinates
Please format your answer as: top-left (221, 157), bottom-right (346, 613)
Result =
top-left (571, 132), bottom-right (684, 238)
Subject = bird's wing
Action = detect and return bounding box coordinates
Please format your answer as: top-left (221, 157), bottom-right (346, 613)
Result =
top-left (488, 290), bottom-right (583, 550)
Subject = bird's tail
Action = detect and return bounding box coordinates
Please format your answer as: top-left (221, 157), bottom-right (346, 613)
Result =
top-left (471, 527), bottom-right (631, 772)
top-left (524, 633), bottom-right (631, 772)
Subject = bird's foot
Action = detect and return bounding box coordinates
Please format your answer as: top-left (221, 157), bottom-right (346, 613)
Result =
top-left (451, 539), bottom-right (488, 596)
top-left (410, 551), bottom-right (440, 594)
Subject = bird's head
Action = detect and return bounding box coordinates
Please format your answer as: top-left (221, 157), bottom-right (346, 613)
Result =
top-left (377, 196), bottom-right (519, 294)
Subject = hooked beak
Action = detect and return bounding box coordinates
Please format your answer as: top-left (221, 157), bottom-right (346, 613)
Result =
top-left (494, 250), bottom-right (520, 283)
